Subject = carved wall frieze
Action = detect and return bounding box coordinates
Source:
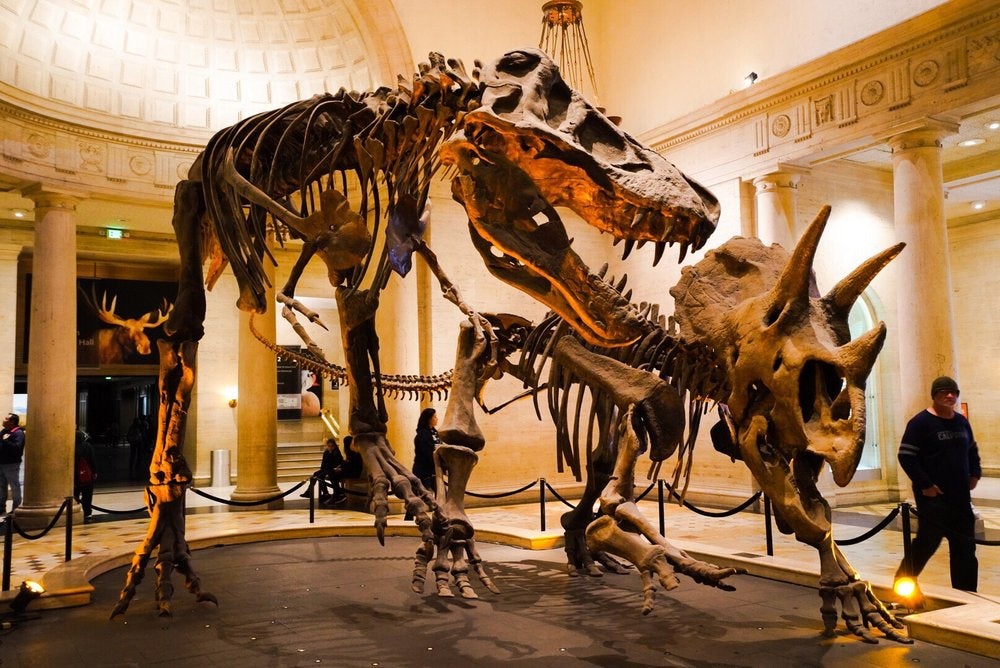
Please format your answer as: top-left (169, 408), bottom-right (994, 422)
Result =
top-left (645, 1), bottom-right (1000, 184)
top-left (1, 100), bottom-right (198, 202)
top-left (860, 80), bottom-right (885, 106)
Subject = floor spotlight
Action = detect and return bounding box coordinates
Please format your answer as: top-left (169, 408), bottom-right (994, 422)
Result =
top-left (892, 576), bottom-right (923, 611)
top-left (9, 580), bottom-right (45, 614)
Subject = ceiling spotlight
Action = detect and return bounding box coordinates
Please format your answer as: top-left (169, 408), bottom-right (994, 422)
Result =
top-left (986, 121), bottom-right (1000, 131)
top-left (9, 208), bottom-right (28, 219)
top-left (972, 200), bottom-right (986, 210)
top-left (958, 138), bottom-right (985, 147)
top-left (742, 71), bottom-right (758, 89)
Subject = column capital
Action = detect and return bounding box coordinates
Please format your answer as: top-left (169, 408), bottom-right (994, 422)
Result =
top-left (0, 242), bottom-right (22, 262)
top-left (882, 117), bottom-right (960, 152)
top-left (21, 183), bottom-right (87, 212)
top-left (747, 163), bottom-right (810, 192)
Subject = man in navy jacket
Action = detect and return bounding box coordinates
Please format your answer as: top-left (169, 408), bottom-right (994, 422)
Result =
top-left (895, 376), bottom-right (982, 592)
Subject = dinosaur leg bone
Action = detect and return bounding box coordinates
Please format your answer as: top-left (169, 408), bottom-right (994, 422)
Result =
top-left (587, 407), bottom-right (743, 613)
top-left (437, 319), bottom-right (487, 450)
top-left (336, 286), bottom-right (435, 542)
top-left (737, 415), bottom-right (910, 643)
top-left (415, 445), bottom-right (499, 598)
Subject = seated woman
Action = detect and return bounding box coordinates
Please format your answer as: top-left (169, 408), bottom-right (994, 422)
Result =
top-left (303, 436), bottom-right (363, 506)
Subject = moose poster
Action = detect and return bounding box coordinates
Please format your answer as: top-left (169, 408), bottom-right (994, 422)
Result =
top-left (76, 278), bottom-right (177, 368)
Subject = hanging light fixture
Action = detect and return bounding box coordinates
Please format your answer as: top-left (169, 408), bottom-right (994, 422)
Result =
top-left (539, 1), bottom-right (599, 102)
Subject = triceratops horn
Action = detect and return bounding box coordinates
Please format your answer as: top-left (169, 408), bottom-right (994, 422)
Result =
top-left (823, 243), bottom-right (905, 318)
top-left (838, 321), bottom-right (887, 379)
top-left (766, 205), bottom-right (831, 323)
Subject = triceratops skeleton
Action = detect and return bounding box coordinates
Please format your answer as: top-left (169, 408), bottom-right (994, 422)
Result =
top-left (111, 47), bottom-right (909, 644)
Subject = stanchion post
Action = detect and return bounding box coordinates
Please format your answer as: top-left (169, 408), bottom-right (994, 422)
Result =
top-left (539, 478), bottom-right (546, 532)
top-left (657, 479), bottom-right (665, 536)
top-left (900, 501), bottom-right (913, 574)
top-left (2, 513), bottom-right (12, 591)
top-left (65, 497), bottom-right (73, 562)
top-left (309, 484), bottom-right (315, 524)
top-left (763, 494), bottom-right (774, 557)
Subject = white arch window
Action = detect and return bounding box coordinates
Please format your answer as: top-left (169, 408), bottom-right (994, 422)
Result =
top-left (848, 294), bottom-right (881, 472)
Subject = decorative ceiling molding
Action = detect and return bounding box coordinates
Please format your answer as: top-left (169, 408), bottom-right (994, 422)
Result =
top-left (641, 0), bottom-right (1000, 185)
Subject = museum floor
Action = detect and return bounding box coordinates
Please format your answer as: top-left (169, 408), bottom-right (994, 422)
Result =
top-left (1, 481), bottom-right (998, 665)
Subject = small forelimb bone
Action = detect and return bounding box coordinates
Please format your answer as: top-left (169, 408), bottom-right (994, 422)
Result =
top-left (276, 292), bottom-right (329, 359)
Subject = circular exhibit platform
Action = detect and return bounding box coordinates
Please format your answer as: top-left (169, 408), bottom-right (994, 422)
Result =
top-left (4, 537), bottom-right (994, 667)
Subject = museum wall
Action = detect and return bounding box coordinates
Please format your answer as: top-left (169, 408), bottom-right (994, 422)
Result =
top-left (594, 0), bottom-right (948, 135)
top-left (950, 216), bottom-right (1000, 473)
top-left (394, 0), bottom-right (948, 135)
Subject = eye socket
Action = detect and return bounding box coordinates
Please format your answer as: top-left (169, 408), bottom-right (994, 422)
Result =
top-left (497, 50), bottom-right (541, 77)
top-left (763, 304), bottom-right (782, 326)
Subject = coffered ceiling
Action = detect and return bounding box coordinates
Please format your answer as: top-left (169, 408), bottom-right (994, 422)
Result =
top-left (0, 0), bottom-right (377, 141)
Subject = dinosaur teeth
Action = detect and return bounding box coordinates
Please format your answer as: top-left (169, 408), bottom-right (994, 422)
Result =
top-left (653, 241), bottom-right (666, 266)
top-left (622, 238), bottom-right (635, 260)
top-left (631, 208), bottom-right (648, 229)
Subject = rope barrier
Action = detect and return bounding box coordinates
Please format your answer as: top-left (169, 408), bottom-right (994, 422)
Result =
top-left (12, 499), bottom-right (72, 540)
top-left (3, 475), bottom-right (995, 593)
top-left (190, 480), bottom-right (308, 507)
top-left (634, 481), bottom-right (657, 502)
top-left (834, 505), bottom-right (901, 546)
top-left (464, 480), bottom-right (538, 499)
top-left (662, 482), bottom-right (762, 518)
top-left (89, 503), bottom-right (148, 515)
top-left (541, 480), bottom-right (578, 509)
top-left (908, 504), bottom-right (1000, 547)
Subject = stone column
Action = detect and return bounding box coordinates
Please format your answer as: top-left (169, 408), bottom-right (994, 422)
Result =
top-left (376, 266), bottom-right (421, 465)
top-left (231, 259), bottom-right (281, 509)
top-left (16, 187), bottom-right (82, 528)
top-left (886, 121), bottom-right (959, 419)
top-left (751, 166), bottom-right (808, 249)
top-left (0, 244), bottom-right (21, 419)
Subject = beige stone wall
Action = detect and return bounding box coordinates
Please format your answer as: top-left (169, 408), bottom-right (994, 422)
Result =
top-left (950, 217), bottom-right (1000, 475)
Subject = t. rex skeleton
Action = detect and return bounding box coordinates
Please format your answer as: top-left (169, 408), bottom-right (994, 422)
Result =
top-left (111, 47), bottom-right (909, 643)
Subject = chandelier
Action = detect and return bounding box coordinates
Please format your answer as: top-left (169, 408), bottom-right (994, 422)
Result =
top-left (539, 1), bottom-right (599, 101)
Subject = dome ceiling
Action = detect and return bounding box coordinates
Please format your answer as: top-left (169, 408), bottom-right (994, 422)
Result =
top-left (0, 0), bottom-right (394, 141)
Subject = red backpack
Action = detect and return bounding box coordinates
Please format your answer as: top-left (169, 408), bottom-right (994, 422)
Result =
top-left (76, 456), bottom-right (95, 486)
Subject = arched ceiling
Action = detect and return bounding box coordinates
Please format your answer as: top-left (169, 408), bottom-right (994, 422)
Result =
top-left (0, 0), bottom-right (410, 143)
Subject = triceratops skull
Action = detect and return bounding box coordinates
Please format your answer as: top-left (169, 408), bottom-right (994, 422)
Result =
top-left (441, 48), bottom-right (720, 347)
top-left (671, 206), bottom-right (904, 486)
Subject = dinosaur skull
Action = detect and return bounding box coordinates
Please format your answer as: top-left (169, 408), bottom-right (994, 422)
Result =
top-left (441, 48), bottom-right (720, 347)
top-left (671, 207), bottom-right (903, 486)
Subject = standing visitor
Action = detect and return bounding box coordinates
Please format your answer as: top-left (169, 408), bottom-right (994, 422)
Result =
top-left (412, 407), bottom-right (440, 496)
top-left (74, 428), bottom-right (98, 521)
top-left (0, 413), bottom-right (25, 513)
top-left (127, 416), bottom-right (147, 479)
top-left (895, 376), bottom-right (982, 592)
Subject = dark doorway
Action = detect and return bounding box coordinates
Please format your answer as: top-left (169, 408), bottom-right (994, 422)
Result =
top-left (76, 375), bottom-right (158, 488)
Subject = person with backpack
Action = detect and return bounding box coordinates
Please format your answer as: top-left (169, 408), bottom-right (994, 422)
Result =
top-left (74, 428), bottom-right (98, 521)
top-left (0, 413), bottom-right (25, 513)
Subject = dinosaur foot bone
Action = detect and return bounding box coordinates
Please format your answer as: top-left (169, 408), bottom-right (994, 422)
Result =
top-left (586, 515), bottom-right (680, 615)
top-left (819, 580), bottom-right (912, 644)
